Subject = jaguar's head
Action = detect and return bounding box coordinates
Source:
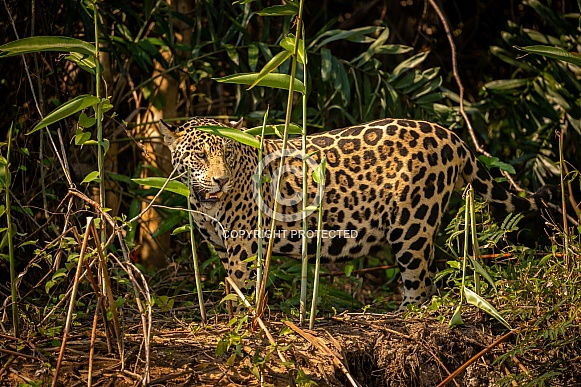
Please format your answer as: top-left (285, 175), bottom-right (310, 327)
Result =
top-left (160, 118), bottom-right (242, 204)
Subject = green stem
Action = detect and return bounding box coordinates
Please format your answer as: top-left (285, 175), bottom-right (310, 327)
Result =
top-left (255, 110), bottom-right (268, 305)
top-left (460, 185), bottom-right (471, 304)
top-left (187, 170), bottom-right (207, 324)
top-left (94, 4), bottom-right (105, 235)
top-left (559, 129), bottom-right (570, 263)
top-left (469, 185), bottom-right (480, 295)
top-left (255, 0), bottom-right (304, 316)
top-left (309, 186), bottom-right (324, 330)
top-left (6, 124), bottom-right (18, 337)
top-left (300, 51), bottom-right (308, 324)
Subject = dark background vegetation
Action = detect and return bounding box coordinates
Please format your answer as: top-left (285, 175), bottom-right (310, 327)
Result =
top-left (0, 0), bottom-right (580, 385)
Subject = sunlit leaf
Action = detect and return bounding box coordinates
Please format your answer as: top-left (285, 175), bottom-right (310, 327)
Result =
top-left (132, 177), bottom-right (190, 197)
top-left (74, 128), bottom-right (91, 146)
top-left (244, 124), bottom-right (302, 136)
top-left (194, 126), bottom-right (260, 148)
top-left (248, 50), bottom-right (291, 90)
top-left (172, 224), bottom-right (191, 235)
top-left (312, 156), bottom-right (327, 184)
top-left (464, 287), bottom-right (511, 329)
top-left (449, 304), bottom-right (464, 327)
top-left (0, 36), bottom-right (95, 57)
top-left (29, 95), bottom-right (100, 134)
top-left (215, 73), bottom-right (305, 93)
top-left (280, 34), bottom-right (306, 64)
top-left (65, 51), bottom-right (97, 74)
top-left (81, 171), bottom-right (100, 184)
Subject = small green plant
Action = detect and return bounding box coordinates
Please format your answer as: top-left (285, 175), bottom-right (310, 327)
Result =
top-left (440, 185), bottom-right (511, 329)
top-left (215, 314), bottom-right (249, 365)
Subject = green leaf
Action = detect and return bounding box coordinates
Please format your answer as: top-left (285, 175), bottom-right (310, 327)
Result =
top-left (478, 155), bottom-right (516, 174)
top-left (390, 51), bottom-right (430, 81)
top-left (449, 304), bottom-right (464, 327)
top-left (248, 44), bottom-right (259, 72)
top-left (516, 45), bottom-right (581, 66)
top-left (220, 293), bottom-right (239, 304)
top-left (468, 257), bottom-right (497, 291)
top-left (172, 225), bottom-right (191, 235)
top-left (321, 48), bottom-right (332, 82)
top-left (257, 1), bottom-right (298, 16)
top-left (244, 124), bottom-right (302, 136)
top-left (65, 52), bottom-right (97, 74)
top-left (310, 26), bottom-right (382, 50)
top-left (102, 139), bottom-right (110, 155)
top-left (214, 73), bottom-right (305, 94)
top-left (248, 50), bottom-right (292, 90)
top-left (132, 177), bottom-right (190, 197)
top-left (223, 43), bottom-right (239, 66)
top-left (374, 44), bottom-right (413, 55)
top-left (344, 263), bottom-right (354, 277)
top-left (353, 27), bottom-right (391, 66)
top-left (194, 126), bottom-right (260, 148)
top-left (490, 46), bottom-right (535, 72)
top-left (81, 171), bottom-right (100, 184)
top-left (280, 34), bottom-right (306, 64)
top-left (0, 36), bottom-right (96, 57)
top-left (464, 287), bottom-right (511, 329)
top-left (484, 79), bottom-right (528, 91)
top-left (78, 112), bottom-right (96, 128)
top-left (29, 95), bottom-right (100, 134)
top-left (74, 128), bottom-right (91, 146)
top-left (334, 58), bottom-right (350, 104)
top-left (312, 156), bottom-right (327, 184)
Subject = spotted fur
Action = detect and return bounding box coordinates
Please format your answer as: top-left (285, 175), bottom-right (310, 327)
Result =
top-left (161, 117), bottom-right (540, 309)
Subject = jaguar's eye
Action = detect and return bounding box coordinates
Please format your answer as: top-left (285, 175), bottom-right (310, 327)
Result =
top-left (196, 151), bottom-right (207, 160)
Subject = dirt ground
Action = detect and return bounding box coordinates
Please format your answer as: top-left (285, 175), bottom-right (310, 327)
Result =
top-left (1, 310), bottom-right (533, 387)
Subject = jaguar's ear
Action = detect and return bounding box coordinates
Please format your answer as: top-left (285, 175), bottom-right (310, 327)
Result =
top-left (229, 117), bottom-right (244, 130)
top-left (159, 120), bottom-right (179, 150)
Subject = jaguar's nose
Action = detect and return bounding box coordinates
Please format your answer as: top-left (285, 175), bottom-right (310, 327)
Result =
top-left (213, 176), bottom-right (229, 188)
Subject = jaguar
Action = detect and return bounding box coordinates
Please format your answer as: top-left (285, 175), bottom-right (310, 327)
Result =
top-left (160, 117), bottom-right (545, 309)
